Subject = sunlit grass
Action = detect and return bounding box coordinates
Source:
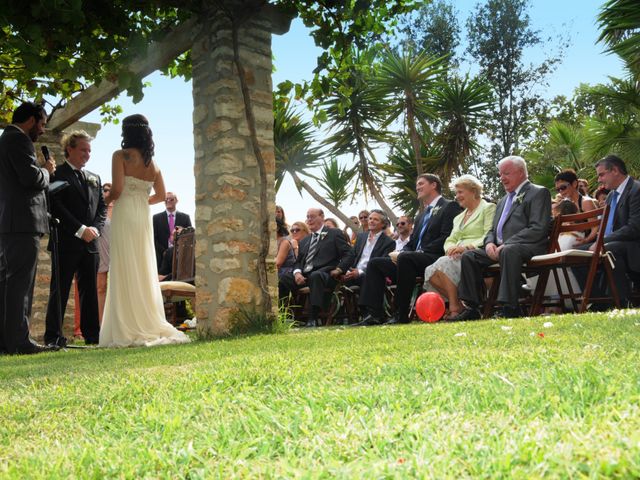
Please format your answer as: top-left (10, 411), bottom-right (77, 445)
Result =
top-left (1, 313), bottom-right (639, 478)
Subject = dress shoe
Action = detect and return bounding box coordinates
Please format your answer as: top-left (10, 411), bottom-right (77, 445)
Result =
top-left (84, 338), bottom-right (99, 345)
top-left (500, 305), bottom-right (523, 319)
top-left (352, 314), bottom-right (383, 327)
top-left (16, 343), bottom-right (60, 355)
top-left (383, 315), bottom-right (408, 325)
top-left (448, 308), bottom-right (481, 322)
top-left (45, 336), bottom-right (68, 348)
top-left (302, 318), bottom-right (318, 328)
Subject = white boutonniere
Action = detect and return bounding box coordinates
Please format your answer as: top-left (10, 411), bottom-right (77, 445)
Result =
top-left (431, 206), bottom-right (441, 216)
top-left (319, 231), bottom-right (328, 241)
top-left (515, 192), bottom-right (526, 205)
top-left (87, 175), bottom-right (99, 188)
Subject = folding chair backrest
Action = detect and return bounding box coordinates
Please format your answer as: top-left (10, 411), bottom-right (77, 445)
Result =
top-left (172, 227), bottom-right (196, 283)
top-left (549, 205), bottom-right (610, 253)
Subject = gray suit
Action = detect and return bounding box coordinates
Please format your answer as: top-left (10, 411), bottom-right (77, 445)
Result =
top-left (458, 181), bottom-right (552, 307)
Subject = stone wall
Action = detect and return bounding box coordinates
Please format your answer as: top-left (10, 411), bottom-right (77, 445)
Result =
top-left (191, 9), bottom-right (283, 335)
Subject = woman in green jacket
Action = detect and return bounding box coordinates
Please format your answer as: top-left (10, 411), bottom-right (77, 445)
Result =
top-left (423, 175), bottom-right (496, 318)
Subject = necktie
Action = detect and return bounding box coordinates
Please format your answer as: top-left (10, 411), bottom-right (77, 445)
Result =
top-left (74, 169), bottom-right (85, 185)
top-left (303, 232), bottom-right (320, 273)
top-left (496, 191), bottom-right (516, 244)
top-left (168, 213), bottom-right (175, 246)
top-left (416, 206), bottom-right (433, 252)
top-left (605, 190), bottom-right (619, 236)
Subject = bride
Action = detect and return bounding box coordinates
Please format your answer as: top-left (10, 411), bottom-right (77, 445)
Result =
top-left (99, 114), bottom-right (190, 347)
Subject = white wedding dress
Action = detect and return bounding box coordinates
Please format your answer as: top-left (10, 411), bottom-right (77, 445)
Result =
top-left (99, 176), bottom-right (190, 347)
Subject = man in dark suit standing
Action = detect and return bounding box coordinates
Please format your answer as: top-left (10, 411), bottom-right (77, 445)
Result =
top-left (153, 192), bottom-right (192, 269)
top-left (581, 155), bottom-right (640, 306)
top-left (0, 102), bottom-right (57, 354)
top-left (452, 156), bottom-right (551, 320)
top-left (359, 174), bottom-right (462, 325)
top-left (279, 207), bottom-right (352, 327)
top-left (44, 130), bottom-right (106, 346)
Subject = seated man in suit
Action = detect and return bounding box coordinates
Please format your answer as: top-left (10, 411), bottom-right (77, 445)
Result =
top-left (452, 155), bottom-right (552, 320)
top-left (153, 192), bottom-right (192, 269)
top-left (358, 174), bottom-right (462, 325)
top-left (579, 155), bottom-right (640, 307)
top-left (329, 209), bottom-right (395, 290)
top-left (279, 208), bottom-right (352, 327)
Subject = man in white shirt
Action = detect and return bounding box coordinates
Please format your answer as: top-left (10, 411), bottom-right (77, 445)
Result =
top-left (394, 215), bottom-right (413, 251)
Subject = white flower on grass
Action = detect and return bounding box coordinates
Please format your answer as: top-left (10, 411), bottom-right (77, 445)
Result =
top-left (573, 323), bottom-right (583, 328)
top-left (543, 321), bottom-right (554, 328)
top-left (501, 326), bottom-right (513, 331)
top-left (529, 332), bottom-right (535, 337)
top-left (454, 332), bottom-right (467, 337)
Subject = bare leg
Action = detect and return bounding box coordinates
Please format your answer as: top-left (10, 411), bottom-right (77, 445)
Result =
top-left (97, 272), bottom-right (108, 325)
top-left (429, 270), bottom-right (463, 315)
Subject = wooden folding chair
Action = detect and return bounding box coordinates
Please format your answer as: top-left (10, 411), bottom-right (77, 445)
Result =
top-left (160, 227), bottom-right (196, 324)
top-left (527, 205), bottom-right (620, 315)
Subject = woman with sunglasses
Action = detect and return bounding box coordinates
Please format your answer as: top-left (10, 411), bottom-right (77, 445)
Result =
top-left (554, 169), bottom-right (598, 244)
top-left (289, 221), bottom-right (309, 258)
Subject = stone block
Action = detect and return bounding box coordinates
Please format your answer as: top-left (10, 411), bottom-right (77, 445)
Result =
top-left (218, 277), bottom-right (259, 305)
top-left (210, 257), bottom-right (241, 274)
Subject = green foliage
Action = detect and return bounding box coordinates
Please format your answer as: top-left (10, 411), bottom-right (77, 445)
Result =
top-left (598, 0), bottom-right (640, 79)
top-left (394, 0), bottom-right (461, 66)
top-left (466, 0), bottom-right (567, 192)
top-left (2, 314), bottom-right (640, 477)
top-left (227, 305), bottom-right (295, 337)
top-left (318, 157), bottom-right (358, 207)
top-left (273, 97), bottom-right (322, 193)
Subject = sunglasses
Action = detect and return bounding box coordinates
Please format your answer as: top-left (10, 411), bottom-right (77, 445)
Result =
top-left (290, 228), bottom-right (301, 233)
top-left (359, 216), bottom-right (368, 220)
top-left (103, 189), bottom-right (111, 193)
top-left (396, 222), bottom-right (406, 226)
top-left (556, 184), bottom-right (569, 192)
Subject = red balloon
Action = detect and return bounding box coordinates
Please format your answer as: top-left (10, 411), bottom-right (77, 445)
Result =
top-left (415, 292), bottom-right (446, 323)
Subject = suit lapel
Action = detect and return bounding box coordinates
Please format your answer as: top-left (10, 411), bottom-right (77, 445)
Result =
top-left (504, 181), bottom-right (530, 224)
top-left (63, 163), bottom-right (88, 201)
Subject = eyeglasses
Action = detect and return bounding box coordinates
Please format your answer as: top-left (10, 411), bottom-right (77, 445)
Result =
top-left (290, 228), bottom-right (301, 233)
top-left (359, 216), bottom-right (368, 220)
top-left (103, 189), bottom-right (111, 193)
top-left (396, 222), bottom-right (406, 226)
top-left (556, 184), bottom-right (569, 192)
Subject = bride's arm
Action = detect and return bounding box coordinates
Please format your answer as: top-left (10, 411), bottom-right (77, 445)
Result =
top-left (110, 151), bottom-right (125, 201)
top-left (148, 168), bottom-right (166, 205)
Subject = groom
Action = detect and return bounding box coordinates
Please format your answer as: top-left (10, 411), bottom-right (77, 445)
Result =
top-left (44, 130), bottom-right (106, 347)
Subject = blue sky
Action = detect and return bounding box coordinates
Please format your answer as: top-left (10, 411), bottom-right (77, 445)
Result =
top-left (83, 0), bottom-right (625, 226)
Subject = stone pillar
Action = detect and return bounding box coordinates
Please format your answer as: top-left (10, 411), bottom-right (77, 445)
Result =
top-left (191, 6), bottom-right (290, 335)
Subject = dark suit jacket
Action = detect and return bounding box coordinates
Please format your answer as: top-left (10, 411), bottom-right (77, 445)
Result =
top-left (605, 177), bottom-right (640, 272)
top-left (344, 231), bottom-right (396, 271)
top-left (403, 197), bottom-right (462, 255)
top-left (0, 126), bottom-right (49, 234)
top-left (294, 227), bottom-right (353, 274)
top-left (49, 162), bottom-right (107, 254)
top-left (485, 181), bottom-right (551, 250)
top-left (153, 210), bottom-right (192, 263)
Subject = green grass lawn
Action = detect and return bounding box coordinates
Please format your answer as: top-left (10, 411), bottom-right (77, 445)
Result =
top-left (1, 312), bottom-right (640, 478)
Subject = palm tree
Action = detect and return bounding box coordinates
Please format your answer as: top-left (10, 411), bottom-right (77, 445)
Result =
top-left (598, 0), bottom-right (640, 79)
top-left (583, 76), bottom-right (640, 168)
top-left (322, 48), bottom-right (399, 224)
top-left (377, 136), bottom-right (443, 217)
top-left (371, 48), bottom-right (448, 175)
top-left (317, 157), bottom-right (358, 209)
top-left (274, 97), bottom-right (358, 228)
top-left (429, 75), bottom-right (493, 185)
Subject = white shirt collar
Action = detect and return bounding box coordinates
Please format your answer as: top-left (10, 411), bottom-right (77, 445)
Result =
top-left (9, 124), bottom-right (26, 135)
top-left (512, 180), bottom-right (529, 196)
top-left (166, 210), bottom-right (176, 217)
top-left (427, 195), bottom-right (442, 209)
top-left (368, 230), bottom-right (383, 241)
top-left (65, 160), bottom-right (81, 171)
top-left (615, 176), bottom-right (631, 196)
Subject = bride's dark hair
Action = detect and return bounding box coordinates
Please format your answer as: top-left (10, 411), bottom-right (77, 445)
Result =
top-left (121, 114), bottom-right (155, 167)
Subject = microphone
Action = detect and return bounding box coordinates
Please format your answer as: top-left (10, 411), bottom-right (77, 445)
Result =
top-left (41, 145), bottom-right (50, 161)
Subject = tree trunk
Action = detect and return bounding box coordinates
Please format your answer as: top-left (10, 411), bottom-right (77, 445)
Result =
top-left (406, 94), bottom-right (423, 176)
top-left (289, 171), bottom-right (358, 229)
